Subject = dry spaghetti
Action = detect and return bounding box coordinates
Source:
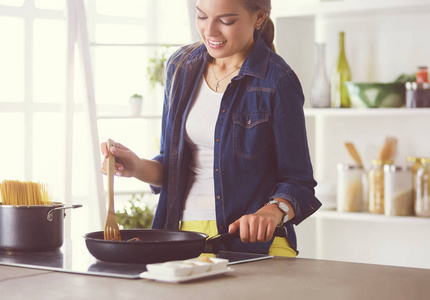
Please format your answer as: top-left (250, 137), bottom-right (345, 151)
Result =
top-left (0, 180), bottom-right (52, 205)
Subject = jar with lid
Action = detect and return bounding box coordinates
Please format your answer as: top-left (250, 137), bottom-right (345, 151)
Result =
top-left (415, 158), bottom-right (430, 217)
top-left (337, 163), bottom-right (364, 212)
top-left (384, 164), bottom-right (413, 216)
top-left (368, 159), bottom-right (393, 214)
top-left (407, 156), bottom-right (424, 204)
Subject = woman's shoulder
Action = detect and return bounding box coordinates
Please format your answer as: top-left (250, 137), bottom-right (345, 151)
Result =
top-left (266, 50), bottom-right (295, 78)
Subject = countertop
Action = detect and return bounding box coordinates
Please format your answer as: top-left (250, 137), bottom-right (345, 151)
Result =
top-left (1, 256), bottom-right (430, 300)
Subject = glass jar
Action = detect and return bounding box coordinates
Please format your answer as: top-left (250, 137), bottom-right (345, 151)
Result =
top-left (415, 158), bottom-right (430, 217)
top-left (337, 163), bottom-right (364, 212)
top-left (405, 82), bottom-right (430, 108)
top-left (407, 156), bottom-right (424, 204)
top-left (368, 159), bottom-right (393, 214)
top-left (384, 164), bottom-right (413, 216)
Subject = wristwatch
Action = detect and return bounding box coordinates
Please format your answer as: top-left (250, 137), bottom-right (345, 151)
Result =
top-left (266, 200), bottom-right (290, 224)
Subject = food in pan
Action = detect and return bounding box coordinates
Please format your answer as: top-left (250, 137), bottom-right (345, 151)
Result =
top-left (127, 238), bottom-right (141, 242)
top-left (0, 180), bottom-right (52, 205)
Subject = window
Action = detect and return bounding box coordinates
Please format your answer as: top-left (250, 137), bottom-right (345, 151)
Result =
top-left (0, 0), bottom-right (193, 238)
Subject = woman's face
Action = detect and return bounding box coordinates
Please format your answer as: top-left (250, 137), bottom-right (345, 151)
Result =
top-left (195, 0), bottom-right (263, 61)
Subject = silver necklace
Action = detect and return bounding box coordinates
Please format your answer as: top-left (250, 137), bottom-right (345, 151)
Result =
top-left (211, 63), bottom-right (239, 92)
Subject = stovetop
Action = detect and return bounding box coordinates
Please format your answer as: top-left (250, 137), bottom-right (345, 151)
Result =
top-left (0, 239), bottom-right (272, 279)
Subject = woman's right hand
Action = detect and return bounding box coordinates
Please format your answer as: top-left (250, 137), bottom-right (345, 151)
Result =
top-left (100, 141), bottom-right (140, 178)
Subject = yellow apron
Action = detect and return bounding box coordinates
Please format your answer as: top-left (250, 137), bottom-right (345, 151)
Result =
top-left (180, 220), bottom-right (296, 257)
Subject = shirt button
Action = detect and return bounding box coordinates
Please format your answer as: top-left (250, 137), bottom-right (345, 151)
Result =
top-left (219, 225), bottom-right (224, 230)
top-left (216, 138), bottom-right (220, 143)
top-left (215, 168), bottom-right (219, 172)
top-left (222, 109), bottom-right (226, 113)
top-left (216, 195), bottom-right (221, 200)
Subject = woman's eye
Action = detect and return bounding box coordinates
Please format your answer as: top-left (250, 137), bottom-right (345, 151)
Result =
top-left (197, 15), bottom-right (207, 20)
top-left (220, 19), bottom-right (235, 26)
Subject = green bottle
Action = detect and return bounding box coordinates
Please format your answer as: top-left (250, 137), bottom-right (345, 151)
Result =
top-left (331, 31), bottom-right (351, 108)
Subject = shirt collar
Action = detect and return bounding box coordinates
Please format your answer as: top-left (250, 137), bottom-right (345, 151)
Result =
top-left (240, 33), bottom-right (270, 79)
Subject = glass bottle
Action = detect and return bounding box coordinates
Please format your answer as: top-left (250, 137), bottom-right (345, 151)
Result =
top-left (311, 43), bottom-right (330, 108)
top-left (331, 31), bottom-right (351, 108)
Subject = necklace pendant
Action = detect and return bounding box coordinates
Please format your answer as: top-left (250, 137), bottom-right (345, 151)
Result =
top-left (215, 81), bottom-right (220, 92)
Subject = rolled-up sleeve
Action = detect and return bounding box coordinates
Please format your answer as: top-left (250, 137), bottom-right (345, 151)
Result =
top-left (270, 70), bottom-right (321, 225)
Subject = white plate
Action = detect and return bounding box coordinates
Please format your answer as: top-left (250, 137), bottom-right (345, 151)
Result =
top-left (140, 267), bottom-right (233, 283)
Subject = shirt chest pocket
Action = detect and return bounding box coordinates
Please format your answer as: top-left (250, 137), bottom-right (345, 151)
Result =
top-left (232, 112), bottom-right (269, 160)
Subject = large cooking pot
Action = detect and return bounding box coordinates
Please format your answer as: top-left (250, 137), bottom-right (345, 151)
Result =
top-left (0, 202), bottom-right (82, 251)
top-left (84, 229), bottom-right (238, 264)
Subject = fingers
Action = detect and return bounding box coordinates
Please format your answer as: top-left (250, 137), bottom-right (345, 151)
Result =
top-left (101, 142), bottom-right (108, 158)
top-left (228, 219), bottom-right (240, 234)
top-left (229, 214), bottom-right (277, 244)
top-left (100, 141), bottom-right (125, 176)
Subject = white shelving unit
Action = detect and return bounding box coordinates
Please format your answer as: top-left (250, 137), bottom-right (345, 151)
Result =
top-left (273, 0), bottom-right (430, 268)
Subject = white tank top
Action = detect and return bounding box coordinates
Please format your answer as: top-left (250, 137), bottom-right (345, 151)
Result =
top-left (182, 77), bottom-right (223, 221)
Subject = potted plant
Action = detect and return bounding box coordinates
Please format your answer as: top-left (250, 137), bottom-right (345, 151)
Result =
top-left (115, 194), bottom-right (155, 229)
top-left (128, 93), bottom-right (143, 116)
top-left (147, 48), bottom-right (168, 89)
top-left (147, 47), bottom-right (168, 114)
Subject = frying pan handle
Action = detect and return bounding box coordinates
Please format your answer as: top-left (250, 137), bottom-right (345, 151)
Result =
top-left (204, 227), bottom-right (286, 254)
top-left (204, 231), bottom-right (240, 254)
top-left (46, 204), bottom-right (83, 222)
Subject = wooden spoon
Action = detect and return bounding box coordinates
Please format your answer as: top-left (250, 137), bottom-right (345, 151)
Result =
top-left (378, 136), bottom-right (397, 161)
top-left (344, 142), bottom-right (363, 166)
top-left (104, 139), bottom-right (121, 241)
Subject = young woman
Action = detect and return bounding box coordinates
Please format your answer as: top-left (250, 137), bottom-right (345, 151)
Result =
top-left (101, 0), bottom-right (321, 256)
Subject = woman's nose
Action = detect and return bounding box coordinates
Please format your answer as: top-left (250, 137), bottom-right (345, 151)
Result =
top-left (205, 19), bottom-right (219, 37)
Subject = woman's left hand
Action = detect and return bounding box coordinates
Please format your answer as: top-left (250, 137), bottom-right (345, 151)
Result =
top-left (228, 199), bottom-right (294, 243)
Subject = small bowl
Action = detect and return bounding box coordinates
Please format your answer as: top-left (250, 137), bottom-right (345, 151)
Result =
top-left (345, 82), bottom-right (406, 108)
top-left (206, 258), bottom-right (229, 271)
top-left (186, 257), bottom-right (229, 272)
top-left (146, 261), bottom-right (193, 277)
top-left (183, 261), bottom-right (211, 274)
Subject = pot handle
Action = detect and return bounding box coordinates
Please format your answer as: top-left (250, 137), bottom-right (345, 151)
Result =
top-left (46, 204), bottom-right (83, 222)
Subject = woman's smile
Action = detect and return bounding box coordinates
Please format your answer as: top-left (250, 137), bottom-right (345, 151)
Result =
top-left (207, 39), bottom-right (227, 49)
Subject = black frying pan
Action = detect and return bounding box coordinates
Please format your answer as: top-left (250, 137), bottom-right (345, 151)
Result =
top-left (83, 229), bottom-right (237, 264)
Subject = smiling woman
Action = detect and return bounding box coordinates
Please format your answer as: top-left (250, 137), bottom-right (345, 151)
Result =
top-left (99, 0), bottom-right (321, 257)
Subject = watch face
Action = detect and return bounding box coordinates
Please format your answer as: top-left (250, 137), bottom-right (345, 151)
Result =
top-left (278, 202), bottom-right (289, 213)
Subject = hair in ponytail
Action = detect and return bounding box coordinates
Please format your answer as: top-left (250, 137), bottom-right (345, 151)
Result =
top-left (242, 0), bottom-right (276, 52)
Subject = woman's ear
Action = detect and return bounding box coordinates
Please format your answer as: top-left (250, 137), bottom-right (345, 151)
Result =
top-left (254, 9), bottom-right (267, 29)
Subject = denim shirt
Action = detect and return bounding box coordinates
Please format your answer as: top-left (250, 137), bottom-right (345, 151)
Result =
top-left (151, 34), bottom-right (321, 254)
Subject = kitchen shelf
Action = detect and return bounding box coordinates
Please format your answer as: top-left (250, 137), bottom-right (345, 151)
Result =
top-left (272, 0), bottom-right (430, 18)
top-left (314, 210), bottom-right (430, 224)
top-left (275, 0), bottom-right (430, 269)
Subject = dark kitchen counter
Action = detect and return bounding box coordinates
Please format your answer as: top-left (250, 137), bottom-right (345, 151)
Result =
top-left (1, 255), bottom-right (430, 299)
